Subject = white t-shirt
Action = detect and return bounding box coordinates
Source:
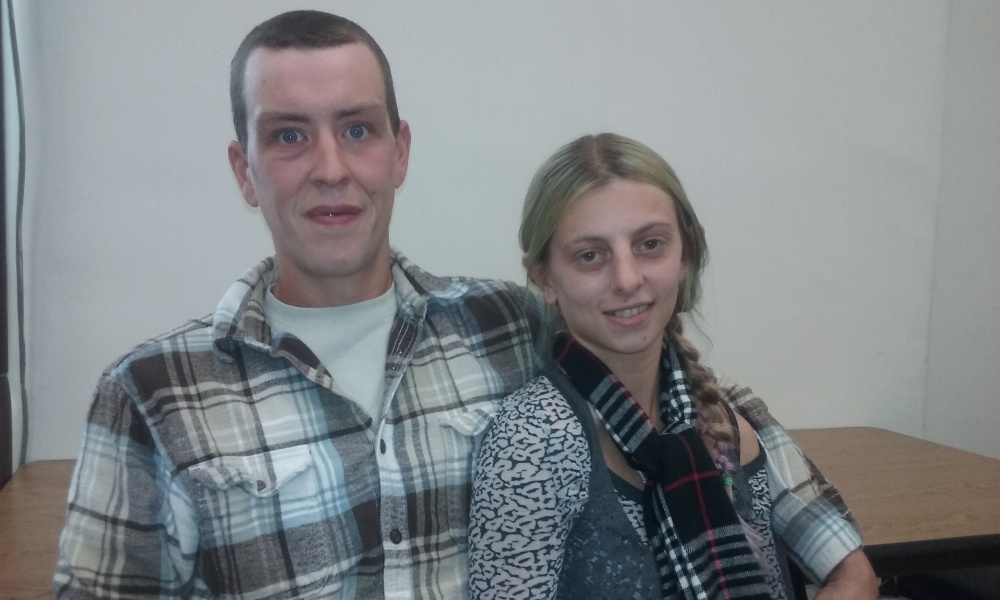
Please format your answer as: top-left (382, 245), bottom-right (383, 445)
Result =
top-left (263, 285), bottom-right (397, 421)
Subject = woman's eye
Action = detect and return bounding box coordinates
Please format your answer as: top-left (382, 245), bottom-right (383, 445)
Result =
top-left (278, 130), bottom-right (303, 145)
top-left (346, 124), bottom-right (369, 140)
top-left (641, 239), bottom-right (663, 251)
top-left (578, 251), bottom-right (599, 263)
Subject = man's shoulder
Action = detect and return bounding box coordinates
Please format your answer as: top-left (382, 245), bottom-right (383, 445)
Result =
top-left (391, 249), bottom-right (540, 314)
top-left (103, 257), bottom-right (276, 378)
top-left (393, 250), bottom-right (525, 294)
top-left (103, 313), bottom-right (217, 376)
top-left (437, 273), bottom-right (530, 304)
top-left (419, 272), bottom-right (542, 337)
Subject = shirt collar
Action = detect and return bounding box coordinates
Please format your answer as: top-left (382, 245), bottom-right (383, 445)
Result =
top-left (211, 249), bottom-right (470, 358)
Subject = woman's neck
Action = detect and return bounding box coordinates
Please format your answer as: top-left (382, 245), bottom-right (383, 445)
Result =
top-left (606, 349), bottom-right (662, 427)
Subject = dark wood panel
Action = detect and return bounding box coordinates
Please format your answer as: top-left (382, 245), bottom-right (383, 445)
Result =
top-left (0, 380), bottom-right (10, 489)
top-left (1, 12), bottom-right (13, 490)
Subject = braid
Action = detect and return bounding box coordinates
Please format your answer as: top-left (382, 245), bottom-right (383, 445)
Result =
top-left (666, 316), bottom-right (734, 448)
top-left (667, 316), bottom-right (769, 562)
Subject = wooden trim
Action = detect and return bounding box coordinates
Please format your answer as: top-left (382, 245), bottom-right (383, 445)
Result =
top-left (0, 460), bottom-right (74, 596)
top-left (866, 534), bottom-right (1000, 577)
top-left (0, 382), bottom-right (10, 489)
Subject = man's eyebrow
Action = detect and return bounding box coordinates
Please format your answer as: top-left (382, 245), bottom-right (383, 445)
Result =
top-left (254, 103), bottom-right (386, 127)
top-left (333, 103), bottom-right (386, 120)
top-left (255, 112), bottom-right (309, 126)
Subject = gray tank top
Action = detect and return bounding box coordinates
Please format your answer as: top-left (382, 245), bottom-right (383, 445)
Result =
top-left (548, 367), bottom-right (663, 599)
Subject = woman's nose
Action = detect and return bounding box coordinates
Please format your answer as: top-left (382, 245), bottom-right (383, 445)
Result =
top-left (612, 253), bottom-right (642, 294)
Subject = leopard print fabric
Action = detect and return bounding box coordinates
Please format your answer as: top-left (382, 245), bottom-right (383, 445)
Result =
top-left (743, 457), bottom-right (792, 600)
top-left (469, 376), bottom-right (592, 599)
top-left (470, 374), bottom-right (796, 600)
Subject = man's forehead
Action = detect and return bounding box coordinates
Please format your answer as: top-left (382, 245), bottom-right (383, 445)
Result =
top-left (244, 43), bottom-right (380, 84)
top-left (242, 44), bottom-right (388, 111)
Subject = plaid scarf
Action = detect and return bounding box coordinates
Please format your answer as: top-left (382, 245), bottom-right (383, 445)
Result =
top-left (554, 333), bottom-right (771, 600)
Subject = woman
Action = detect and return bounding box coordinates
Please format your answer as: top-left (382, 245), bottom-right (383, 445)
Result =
top-left (468, 134), bottom-right (876, 599)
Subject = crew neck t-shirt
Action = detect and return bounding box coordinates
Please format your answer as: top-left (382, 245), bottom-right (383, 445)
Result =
top-left (264, 285), bottom-right (397, 420)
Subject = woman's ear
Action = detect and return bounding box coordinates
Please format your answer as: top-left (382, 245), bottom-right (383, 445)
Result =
top-left (527, 262), bottom-right (558, 305)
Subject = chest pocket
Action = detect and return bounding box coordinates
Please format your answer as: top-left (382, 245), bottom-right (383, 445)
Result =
top-left (439, 404), bottom-right (498, 546)
top-left (194, 443), bottom-right (314, 485)
top-left (186, 445), bottom-right (336, 598)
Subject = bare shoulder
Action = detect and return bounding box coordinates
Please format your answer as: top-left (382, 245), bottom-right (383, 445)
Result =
top-left (735, 412), bottom-right (760, 466)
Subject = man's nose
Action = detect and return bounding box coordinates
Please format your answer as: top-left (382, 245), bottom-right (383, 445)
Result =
top-left (311, 133), bottom-right (349, 186)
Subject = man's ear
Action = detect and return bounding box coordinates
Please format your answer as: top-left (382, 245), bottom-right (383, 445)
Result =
top-left (392, 120), bottom-right (412, 188)
top-left (228, 141), bottom-right (258, 208)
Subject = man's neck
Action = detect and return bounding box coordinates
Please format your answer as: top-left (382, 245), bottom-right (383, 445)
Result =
top-left (272, 263), bottom-right (394, 308)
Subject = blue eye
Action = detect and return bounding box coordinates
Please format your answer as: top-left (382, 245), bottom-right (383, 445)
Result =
top-left (579, 251), bottom-right (599, 263)
top-left (278, 130), bottom-right (302, 145)
top-left (347, 124), bottom-right (369, 140)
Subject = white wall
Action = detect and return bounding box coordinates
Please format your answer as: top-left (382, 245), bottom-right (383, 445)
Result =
top-left (924, 1), bottom-right (1000, 460)
top-left (5, 1), bottom-right (996, 462)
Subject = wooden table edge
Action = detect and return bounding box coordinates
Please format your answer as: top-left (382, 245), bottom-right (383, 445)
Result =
top-left (865, 533), bottom-right (1000, 577)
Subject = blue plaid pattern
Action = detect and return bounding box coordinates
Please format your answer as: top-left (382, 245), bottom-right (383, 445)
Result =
top-left (722, 380), bottom-right (863, 583)
top-left (54, 250), bottom-right (541, 599)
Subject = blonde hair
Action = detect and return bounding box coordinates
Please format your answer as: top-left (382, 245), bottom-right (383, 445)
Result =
top-left (520, 133), bottom-right (732, 444)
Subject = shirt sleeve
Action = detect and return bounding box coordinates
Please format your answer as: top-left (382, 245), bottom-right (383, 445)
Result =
top-left (54, 373), bottom-right (201, 599)
top-left (468, 377), bottom-right (591, 600)
top-left (721, 379), bottom-right (863, 584)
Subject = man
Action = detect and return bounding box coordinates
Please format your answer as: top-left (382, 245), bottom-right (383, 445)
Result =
top-left (55, 11), bottom-right (540, 599)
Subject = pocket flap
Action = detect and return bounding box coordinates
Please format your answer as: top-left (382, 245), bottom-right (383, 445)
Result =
top-left (440, 404), bottom-right (499, 438)
top-left (188, 445), bottom-right (315, 498)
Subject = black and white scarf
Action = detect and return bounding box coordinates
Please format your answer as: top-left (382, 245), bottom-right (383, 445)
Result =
top-left (554, 333), bottom-right (771, 600)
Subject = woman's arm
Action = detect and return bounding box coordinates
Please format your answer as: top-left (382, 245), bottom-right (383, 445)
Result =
top-left (468, 377), bottom-right (591, 600)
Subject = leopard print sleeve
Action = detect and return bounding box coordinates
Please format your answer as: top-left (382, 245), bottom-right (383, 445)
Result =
top-left (468, 375), bottom-right (592, 600)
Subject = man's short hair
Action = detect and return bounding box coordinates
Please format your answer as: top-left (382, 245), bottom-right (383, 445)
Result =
top-left (231, 10), bottom-right (400, 152)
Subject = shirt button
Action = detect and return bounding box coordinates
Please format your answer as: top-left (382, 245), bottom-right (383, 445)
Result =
top-left (256, 480), bottom-right (266, 491)
top-left (379, 439), bottom-right (387, 454)
top-left (389, 528), bottom-right (403, 544)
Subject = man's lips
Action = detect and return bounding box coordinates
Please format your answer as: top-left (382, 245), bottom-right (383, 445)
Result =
top-left (305, 204), bottom-right (362, 223)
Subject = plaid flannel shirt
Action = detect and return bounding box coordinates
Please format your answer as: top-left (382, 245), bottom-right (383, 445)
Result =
top-left (55, 250), bottom-right (541, 600)
top-left (723, 381), bottom-right (863, 583)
